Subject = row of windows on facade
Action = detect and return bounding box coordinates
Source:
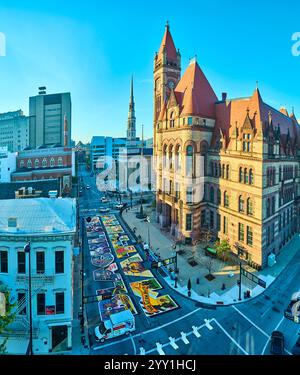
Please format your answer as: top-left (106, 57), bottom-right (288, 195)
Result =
top-left (266, 165), bottom-right (297, 187)
top-left (266, 215), bottom-right (295, 247)
top-left (184, 212), bottom-right (254, 247)
top-left (266, 189), bottom-right (295, 217)
top-left (0, 250), bottom-right (64, 274)
top-left (19, 157), bottom-right (65, 169)
top-left (17, 291), bottom-right (65, 316)
top-left (159, 116), bottom-right (203, 130)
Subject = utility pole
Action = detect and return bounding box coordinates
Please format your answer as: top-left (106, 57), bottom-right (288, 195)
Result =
top-left (238, 262), bottom-right (242, 301)
top-left (24, 242), bottom-right (33, 355)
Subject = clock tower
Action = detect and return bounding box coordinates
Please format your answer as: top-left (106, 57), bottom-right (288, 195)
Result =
top-left (153, 22), bottom-right (181, 124)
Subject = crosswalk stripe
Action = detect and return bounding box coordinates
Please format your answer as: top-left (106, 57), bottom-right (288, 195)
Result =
top-left (192, 326), bottom-right (201, 338)
top-left (169, 337), bottom-right (179, 350)
top-left (204, 319), bottom-right (213, 330)
top-left (181, 332), bottom-right (189, 344)
top-left (156, 342), bottom-right (165, 355)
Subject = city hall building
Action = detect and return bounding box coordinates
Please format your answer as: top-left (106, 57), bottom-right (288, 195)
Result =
top-left (154, 24), bottom-right (300, 268)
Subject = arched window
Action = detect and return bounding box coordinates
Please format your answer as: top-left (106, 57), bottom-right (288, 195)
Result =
top-left (175, 145), bottom-right (181, 171)
top-left (170, 112), bottom-right (175, 128)
top-left (222, 164), bottom-right (225, 179)
top-left (247, 198), bottom-right (253, 215)
top-left (217, 189), bottom-right (221, 205)
top-left (186, 145), bottom-right (194, 176)
top-left (214, 163), bottom-right (218, 177)
top-left (169, 145), bottom-right (173, 169)
top-left (58, 157), bottom-right (63, 167)
top-left (163, 145), bottom-right (167, 168)
top-left (244, 168), bottom-right (248, 184)
top-left (20, 160), bottom-right (24, 168)
top-left (218, 163), bottom-right (221, 177)
top-left (224, 191), bottom-right (229, 208)
top-left (226, 165), bottom-right (230, 179)
top-left (35, 159), bottom-right (39, 168)
top-left (239, 196), bottom-right (244, 212)
top-left (42, 158), bottom-right (47, 168)
top-left (210, 162), bottom-right (214, 176)
top-left (239, 167), bottom-right (243, 183)
top-left (249, 169), bottom-right (253, 185)
top-left (50, 158), bottom-right (55, 168)
top-left (210, 187), bottom-right (215, 203)
top-left (27, 159), bottom-right (32, 169)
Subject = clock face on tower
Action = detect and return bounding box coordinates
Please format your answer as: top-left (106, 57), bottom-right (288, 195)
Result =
top-left (168, 80), bottom-right (175, 90)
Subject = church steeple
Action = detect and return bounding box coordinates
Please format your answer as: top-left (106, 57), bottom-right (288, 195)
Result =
top-left (127, 76), bottom-right (136, 142)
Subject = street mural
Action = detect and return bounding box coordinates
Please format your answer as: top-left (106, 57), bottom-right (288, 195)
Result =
top-left (120, 254), bottom-right (154, 277)
top-left (130, 279), bottom-right (178, 317)
top-left (115, 245), bottom-right (137, 259)
top-left (96, 274), bottom-right (127, 296)
top-left (98, 294), bottom-right (137, 321)
top-left (91, 253), bottom-right (115, 268)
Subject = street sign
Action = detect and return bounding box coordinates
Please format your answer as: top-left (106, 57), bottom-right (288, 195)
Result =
top-left (151, 255), bottom-right (176, 269)
top-left (241, 267), bottom-right (266, 288)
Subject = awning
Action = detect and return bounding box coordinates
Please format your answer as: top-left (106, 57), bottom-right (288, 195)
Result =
top-left (206, 247), bottom-right (217, 255)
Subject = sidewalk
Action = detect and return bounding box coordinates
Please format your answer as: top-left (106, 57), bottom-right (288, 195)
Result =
top-left (122, 205), bottom-right (300, 306)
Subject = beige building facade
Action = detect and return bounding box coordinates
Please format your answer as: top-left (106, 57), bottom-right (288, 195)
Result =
top-left (154, 24), bottom-right (300, 269)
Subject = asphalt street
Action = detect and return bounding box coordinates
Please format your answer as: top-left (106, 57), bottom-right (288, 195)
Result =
top-left (78, 164), bottom-right (300, 356)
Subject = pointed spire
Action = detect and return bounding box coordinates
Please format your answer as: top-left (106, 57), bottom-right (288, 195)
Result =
top-left (127, 76), bottom-right (136, 142)
top-left (157, 22), bottom-right (178, 62)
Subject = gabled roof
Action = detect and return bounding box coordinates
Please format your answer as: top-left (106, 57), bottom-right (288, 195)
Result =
top-left (175, 60), bottom-right (218, 118)
top-left (157, 24), bottom-right (178, 62)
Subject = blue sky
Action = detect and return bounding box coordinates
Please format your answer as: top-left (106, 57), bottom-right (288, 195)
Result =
top-left (0, 0), bottom-right (300, 143)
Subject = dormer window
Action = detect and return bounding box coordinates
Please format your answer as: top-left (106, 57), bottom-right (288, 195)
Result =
top-left (170, 112), bottom-right (175, 128)
top-left (188, 117), bottom-right (193, 126)
top-left (243, 133), bottom-right (251, 152)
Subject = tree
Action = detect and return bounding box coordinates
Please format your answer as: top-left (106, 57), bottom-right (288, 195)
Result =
top-left (0, 290), bottom-right (16, 354)
top-left (201, 256), bottom-right (216, 280)
top-left (214, 239), bottom-right (231, 261)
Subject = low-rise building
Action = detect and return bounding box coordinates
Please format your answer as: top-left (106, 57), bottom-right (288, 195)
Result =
top-left (0, 147), bottom-right (17, 183)
top-left (0, 198), bottom-right (76, 354)
top-left (11, 146), bottom-right (75, 195)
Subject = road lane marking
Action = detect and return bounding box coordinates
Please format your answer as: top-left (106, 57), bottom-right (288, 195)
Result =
top-left (169, 337), bottom-right (179, 350)
top-left (232, 306), bottom-right (269, 339)
top-left (156, 342), bottom-right (165, 355)
top-left (140, 347), bottom-right (145, 355)
top-left (204, 319), bottom-right (213, 330)
top-left (93, 307), bottom-right (203, 351)
top-left (212, 319), bottom-right (249, 355)
top-left (181, 332), bottom-right (189, 344)
top-left (261, 316), bottom-right (285, 355)
top-left (192, 326), bottom-right (201, 338)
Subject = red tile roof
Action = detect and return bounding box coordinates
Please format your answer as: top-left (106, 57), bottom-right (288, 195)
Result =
top-left (157, 24), bottom-right (178, 62)
top-left (175, 60), bottom-right (218, 118)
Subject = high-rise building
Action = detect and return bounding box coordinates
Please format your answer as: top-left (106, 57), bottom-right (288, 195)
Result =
top-left (0, 110), bottom-right (29, 152)
top-left (29, 89), bottom-right (71, 149)
top-left (154, 23), bottom-right (300, 269)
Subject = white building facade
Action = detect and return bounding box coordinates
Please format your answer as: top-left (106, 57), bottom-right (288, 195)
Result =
top-left (0, 198), bottom-right (76, 354)
top-left (0, 110), bottom-right (29, 152)
top-left (0, 147), bottom-right (17, 183)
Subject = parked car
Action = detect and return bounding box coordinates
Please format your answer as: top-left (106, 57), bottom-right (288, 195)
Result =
top-left (86, 185), bottom-right (91, 190)
top-left (270, 331), bottom-right (285, 355)
top-left (291, 335), bottom-right (300, 355)
top-left (100, 197), bottom-right (109, 203)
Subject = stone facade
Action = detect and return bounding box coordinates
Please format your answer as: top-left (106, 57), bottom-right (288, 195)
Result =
top-left (153, 24), bottom-right (300, 268)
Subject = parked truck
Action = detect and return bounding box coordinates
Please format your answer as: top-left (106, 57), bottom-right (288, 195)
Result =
top-left (94, 309), bottom-right (135, 343)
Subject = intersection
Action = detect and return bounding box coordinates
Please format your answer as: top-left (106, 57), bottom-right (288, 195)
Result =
top-left (78, 164), bottom-right (300, 356)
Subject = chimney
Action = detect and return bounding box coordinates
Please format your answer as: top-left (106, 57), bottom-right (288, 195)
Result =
top-left (222, 92), bottom-right (227, 102)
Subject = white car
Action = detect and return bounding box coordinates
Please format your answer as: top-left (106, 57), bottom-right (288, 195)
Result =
top-left (86, 185), bottom-right (91, 190)
top-left (115, 204), bottom-right (124, 210)
top-left (100, 197), bottom-right (109, 203)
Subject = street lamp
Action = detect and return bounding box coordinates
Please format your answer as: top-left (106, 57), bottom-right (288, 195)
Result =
top-left (24, 242), bottom-right (33, 356)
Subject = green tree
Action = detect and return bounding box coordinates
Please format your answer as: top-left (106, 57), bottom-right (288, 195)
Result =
top-left (0, 290), bottom-right (16, 354)
top-left (214, 239), bottom-right (231, 261)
